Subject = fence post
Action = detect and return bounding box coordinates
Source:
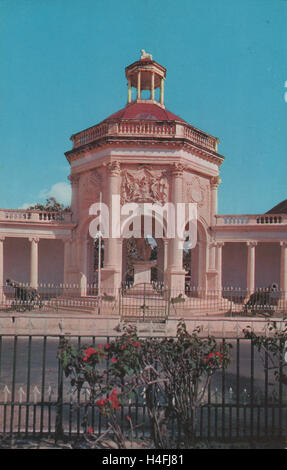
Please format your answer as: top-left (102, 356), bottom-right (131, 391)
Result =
top-left (55, 335), bottom-right (65, 442)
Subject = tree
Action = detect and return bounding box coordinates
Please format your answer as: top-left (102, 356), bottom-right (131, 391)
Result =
top-left (27, 197), bottom-right (70, 212)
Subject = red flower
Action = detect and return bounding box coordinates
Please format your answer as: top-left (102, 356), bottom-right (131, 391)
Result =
top-left (126, 415), bottom-right (131, 421)
top-left (88, 428), bottom-right (93, 434)
top-left (216, 352), bottom-right (223, 358)
top-left (121, 345), bottom-right (126, 350)
top-left (104, 343), bottom-right (110, 350)
top-left (112, 357), bottom-right (117, 363)
top-left (208, 352), bottom-right (214, 359)
top-left (133, 342), bottom-right (140, 348)
top-left (98, 344), bottom-right (103, 349)
top-left (83, 347), bottom-right (97, 361)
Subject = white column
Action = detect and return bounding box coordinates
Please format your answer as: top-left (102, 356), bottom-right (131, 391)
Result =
top-left (80, 239), bottom-right (89, 296)
top-left (101, 161), bottom-right (121, 293)
top-left (215, 242), bottom-right (224, 294)
top-left (247, 241), bottom-right (257, 295)
top-left (210, 176), bottom-right (220, 225)
top-left (209, 242), bottom-right (216, 270)
top-left (163, 238), bottom-right (168, 273)
top-left (69, 174), bottom-right (80, 223)
top-left (166, 163), bottom-right (186, 293)
top-left (280, 241), bottom-right (287, 306)
top-left (0, 236), bottom-right (5, 302)
top-left (127, 78), bottom-right (132, 104)
top-left (29, 237), bottom-right (39, 289)
top-left (104, 161), bottom-right (121, 268)
top-left (151, 72), bottom-right (155, 100)
top-left (168, 163), bottom-right (184, 269)
top-left (160, 78), bottom-right (164, 105)
top-left (137, 71), bottom-right (141, 100)
top-left (63, 238), bottom-right (72, 286)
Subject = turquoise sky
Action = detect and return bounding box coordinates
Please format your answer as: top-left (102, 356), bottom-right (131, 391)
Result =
top-left (0, 0), bottom-right (286, 214)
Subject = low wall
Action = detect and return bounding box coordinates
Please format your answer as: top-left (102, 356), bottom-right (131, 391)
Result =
top-left (0, 311), bottom-right (285, 337)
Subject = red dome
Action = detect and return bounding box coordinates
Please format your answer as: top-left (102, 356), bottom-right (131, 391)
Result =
top-left (104, 102), bottom-right (185, 122)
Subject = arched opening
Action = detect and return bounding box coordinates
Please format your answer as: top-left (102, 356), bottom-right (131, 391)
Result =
top-left (121, 213), bottom-right (166, 290)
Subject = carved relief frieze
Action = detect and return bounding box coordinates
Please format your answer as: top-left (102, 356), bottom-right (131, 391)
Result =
top-left (121, 166), bottom-right (168, 205)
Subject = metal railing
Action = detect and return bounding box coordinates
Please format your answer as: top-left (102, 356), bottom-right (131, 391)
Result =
top-left (0, 283), bottom-right (286, 318)
top-left (0, 334), bottom-right (286, 441)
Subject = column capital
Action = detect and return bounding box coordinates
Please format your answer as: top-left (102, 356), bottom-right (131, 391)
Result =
top-left (215, 241), bottom-right (225, 248)
top-left (210, 176), bottom-right (221, 189)
top-left (0, 235), bottom-right (5, 242)
top-left (246, 241), bottom-right (257, 247)
top-left (171, 162), bottom-right (185, 177)
top-left (106, 161), bottom-right (121, 177)
top-left (62, 237), bottom-right (73, 244)
top-left (280, 241), bottom-right (287, 247)
top-left (68, 174), bottom-right (80, 185)
top-left (29, 237), bottom-right (40, 244)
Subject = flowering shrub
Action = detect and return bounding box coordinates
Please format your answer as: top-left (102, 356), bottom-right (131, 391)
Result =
top-left (57, 321), bottom-right (232, 448)
top-left (96, 390), bottom-right (120, 416)
top-left (243, 322), bottom-right (287, 385)
top-left (132, 321), bottom-right (232, 447)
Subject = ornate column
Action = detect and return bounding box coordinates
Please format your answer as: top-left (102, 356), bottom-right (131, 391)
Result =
top-left (29, 237), bottom-right (39, 289)
top-left (127, 78), bottom-right (132, 104)
top-left (215, 242), bottom-right (224, 295)
top-left (101, 161), bottom-right (122, 294)
top-left (209, 242), bottom-right (216, 270)
top-left (80, 238), bottom-right (89, 296)
top-left (137, 71), bottom-right (141, 100)
top-left (63, 238), bottom-right (72, 286)
top-left (69, 174), bottom-right (80, 223)
top-left (163, 238), bottom-right (168, 280)
top-left (247, 241), bottom-right (257, 295)
top-left (151, 72), bottom-right (155, 101)
top-left (0, 236), bottom-right (5, 303)
top-left (166, 163), bottom-right (186, 294)
top-left (210, 176), bottom-right (221, 226)
top-left (160, 78), bottom-right (164, 105)
top-left (280, 241), bottom-right (287, 307)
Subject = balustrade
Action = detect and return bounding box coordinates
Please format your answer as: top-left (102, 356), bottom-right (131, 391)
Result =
top-left (71, 119), bottom-right (218, 151)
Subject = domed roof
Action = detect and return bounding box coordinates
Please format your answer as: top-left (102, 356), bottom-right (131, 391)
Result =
top-left (104, 102), bottom-right (186, 123)
top-left (266, 199), bottom-right (287, 214)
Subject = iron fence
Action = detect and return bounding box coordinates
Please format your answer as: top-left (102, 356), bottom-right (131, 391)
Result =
top-left (0, 283), bottom-right (286, 319)
top-left (0, 334), bottom-right (286, 442)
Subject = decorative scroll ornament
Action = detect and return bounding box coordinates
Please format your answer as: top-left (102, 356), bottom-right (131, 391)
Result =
top-left (121, 167), bottom-right (167, 205)
top-left (186, 176), bottom-right (206, 207)
top-left (171, 162), bottom-right (185, 177)
top-left (106, 161), bottom-right (121, 177)
top-left (81, 170), bottom-right (102, 208)
top-left (210, 176), bottom-right (221, 189)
